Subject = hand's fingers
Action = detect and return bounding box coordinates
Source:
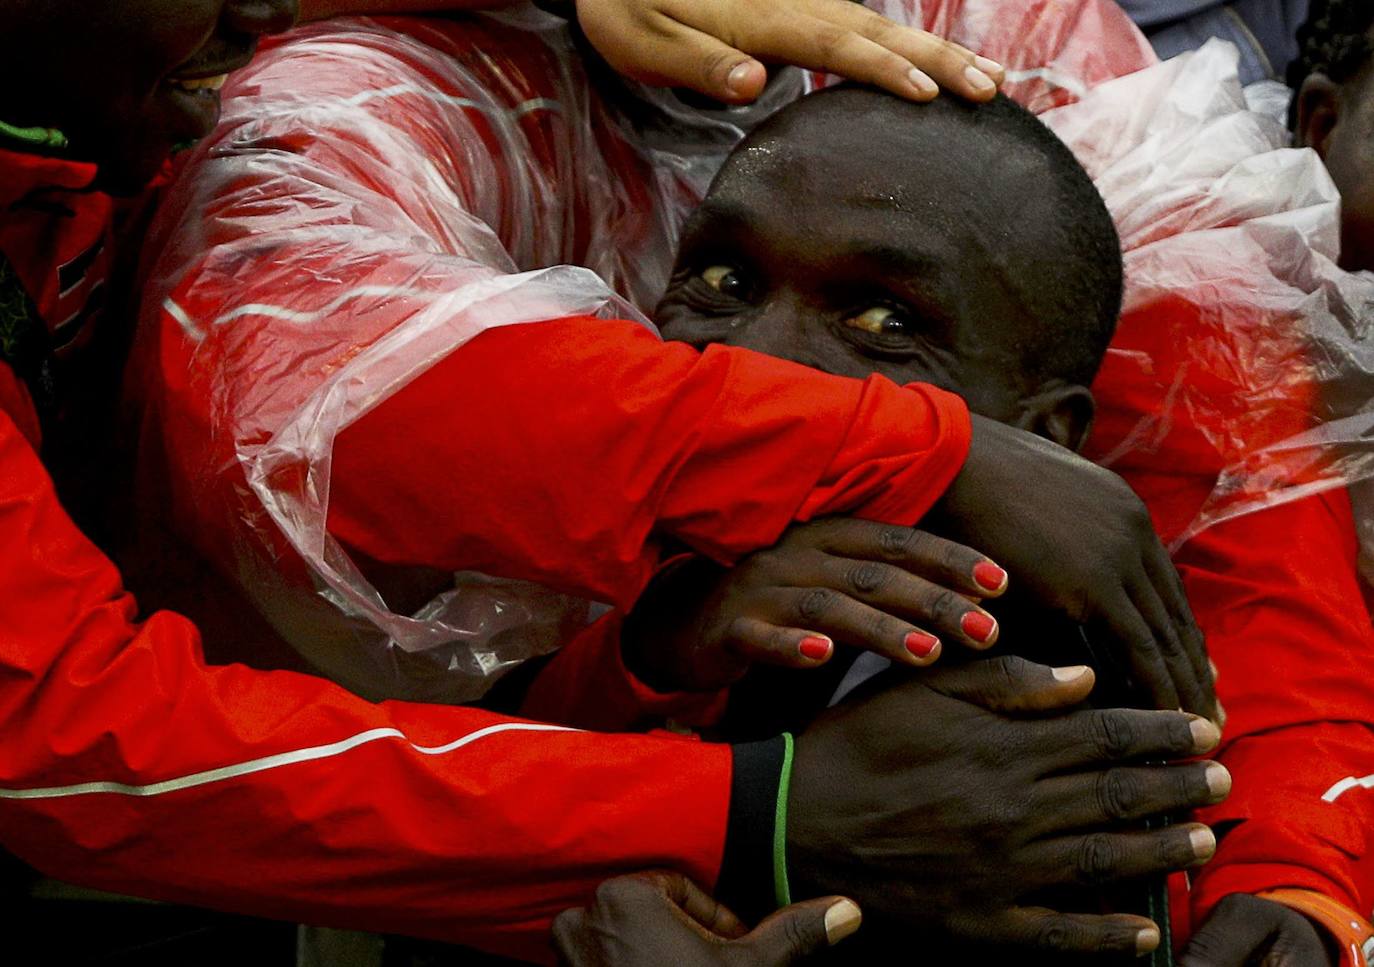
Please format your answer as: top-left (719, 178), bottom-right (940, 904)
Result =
top-left (722, 616), bottom-right (836, 669)
top-left (770, 586), bottom-right (943, 666)
top-left (1033, 761), bottom-right (1230, 833)
top-left (641, 871), bottom-right (749, 940)
top-left (1144, 549), bottom-right (1216, 715)
top-left (809, 519), bottom-right (1007, 598)
top-left (1129, 577), bottom-right (1212, 716)
top-left (923, 654), bottom-right (1096, 713)
top-left (739, 897), bottom-right (862, 964)
top-left (585, 14), bottom-right (771, 104)
top-left (1094, 592), bottom-right (1181, 712)
top-left (1023, 823), bottom-right (1217, 890)
top-left (809, 554), bottom-right (999, 649)
top-left (961, 907), bottom-right (1161, 958)
top-left (807, 0), bottom-right (1004, 97)
top-left (1179, 895), bottom-right (1279, 967)
top-left (1035, 707), bottom-right (1220, 773)
top-left (717, 0), bottom-right (1003, 101)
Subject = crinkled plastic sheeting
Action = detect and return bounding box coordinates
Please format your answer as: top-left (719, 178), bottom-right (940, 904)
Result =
top-left (139, 0), bottom-right (1374, 703)
top-left (1041, 41), bottom-right (1374, 555)
top-left (886, 2), bottom-right (1374, 566)
top-left (136, 7), bottom-right (804, 702)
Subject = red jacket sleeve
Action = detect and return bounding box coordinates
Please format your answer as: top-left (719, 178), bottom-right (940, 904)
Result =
top-left (1179, 491), bottom-right (1374, 926)
top-left (328, 316), bottom-right (971, 613)
top-left (0, 404), bottom-right (734, 964)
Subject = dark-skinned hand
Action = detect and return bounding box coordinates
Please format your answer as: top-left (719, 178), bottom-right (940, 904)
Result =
top-left (788, 656), bottom-right (1232, 958)
top-left (1180, 894), bottom-right (1337, 966)
top-left (553, 871), bottom-right (861, 966)
top-left (929, 414), bottom-right (1217, 718)
top-left (623, 519), bottom-right (1008, 691)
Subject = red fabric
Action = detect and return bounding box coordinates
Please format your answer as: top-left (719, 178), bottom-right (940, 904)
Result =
top-left (519, 610), bottom-right (728, 732)
top-left (1181, 493), bottom-right (1374, 925)
top-left (327, 318), bottom-right (971, 611)
top-left (0, 147), bottom-right (113, 357)
top-left (1091, 284), bottom-right (1374, 932)
top-left (134, 15), bottom-right (971, 705)
top-left (0, 395), bottom-right (733, 963)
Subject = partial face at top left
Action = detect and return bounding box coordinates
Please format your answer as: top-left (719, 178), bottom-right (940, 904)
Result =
top-left (0, 0), bottom-right (298, 192)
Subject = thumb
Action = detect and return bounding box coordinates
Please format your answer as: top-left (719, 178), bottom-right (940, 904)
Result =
top-left (926, 655), bottom-right (1096, 713)
top-left (739, 897), bottom-right (861, 965)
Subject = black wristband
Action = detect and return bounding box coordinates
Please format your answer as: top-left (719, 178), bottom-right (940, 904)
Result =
top-left (718, 735), bottom-right (789, 925)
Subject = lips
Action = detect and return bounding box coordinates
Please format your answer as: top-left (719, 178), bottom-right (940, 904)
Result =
top-left (160, 45), bottom-right (255, 141)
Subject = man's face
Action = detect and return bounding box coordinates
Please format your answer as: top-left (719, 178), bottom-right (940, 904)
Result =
top-left (656, 112), bottom-right (1062, 423)
top-left (1, 0), bottom-right (298, 192)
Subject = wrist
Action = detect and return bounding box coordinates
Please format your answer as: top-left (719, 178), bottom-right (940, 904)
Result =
top-left (622, 555), bottom-right (720, 692)
top-left (719, 735), bottom-right (794, 923)
top-left (1256, 889), bottom-right (1373, 967)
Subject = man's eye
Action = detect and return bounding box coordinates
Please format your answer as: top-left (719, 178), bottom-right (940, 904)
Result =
top-left (700, 264), bottom-right (750, 299)
top-left (844, 305), bottom-right (912, 336)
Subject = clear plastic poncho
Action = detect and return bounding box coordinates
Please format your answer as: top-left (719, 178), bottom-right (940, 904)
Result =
top-left (136, 1), bottom-right (1374, 705)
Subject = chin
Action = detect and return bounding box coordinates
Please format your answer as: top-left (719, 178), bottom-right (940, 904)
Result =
top-left (91, 138), bottom-right (174, 197)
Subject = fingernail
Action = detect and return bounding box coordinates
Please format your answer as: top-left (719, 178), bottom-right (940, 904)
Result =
top-left (1052, 664), bottom-right (1091, 682)
top-left (973, 561), bottom-right (1007, 592)
top-left (904, 631), bottom-right (940, 659)
top-left (907, 67), bottom-right (938, 96)
top-left (1135, 925), bottom-right (1161, 955)
top-left (824, 898), bottom-right (862, 945)
top-left (963, 64), bottom-right (996, 93)
top-left (1190, 826), bottom-right (1216, 860)
top-left (1189, 716), bottom-right (1220, 753)
top-left (726, 61), bottom-right (755, 95)
top-left (973, 55), bottom-right (1003, 76)
top-left (1204, 762), bottom-right (1232, 800)
top-left (799, 635), bottom-right (833, 662)
top-left (1214, 699), bottom-right (1228, 731)
top-left (960, 611), bottom-right (997, 644)
top-left (1207, 658), bottom-right (1219, 681)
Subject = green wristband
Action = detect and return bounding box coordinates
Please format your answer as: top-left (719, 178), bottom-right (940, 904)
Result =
top-left (773, 732), bottom-right (795, 907)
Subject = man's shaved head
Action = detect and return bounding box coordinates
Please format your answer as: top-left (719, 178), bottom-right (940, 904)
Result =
top-left (658, 85), bottom-right (1122, 447)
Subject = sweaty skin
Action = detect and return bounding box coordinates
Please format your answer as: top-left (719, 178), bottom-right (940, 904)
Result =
top-left (657, 96), bottom-right (1092, 441)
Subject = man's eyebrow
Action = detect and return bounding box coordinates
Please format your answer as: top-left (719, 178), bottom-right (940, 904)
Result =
top-left (846, 243), bottom-right (945, 282)
top-left (689, 199), bottom-right (757, 229)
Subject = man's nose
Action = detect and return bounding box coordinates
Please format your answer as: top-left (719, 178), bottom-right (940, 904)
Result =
top-left (722, 302), bottom-right (810, 360)
top-left (223, 0), bottom-right (300, 37)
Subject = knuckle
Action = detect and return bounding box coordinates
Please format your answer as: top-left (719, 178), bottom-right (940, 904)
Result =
top-left (847, 560), bottom-right (891, 595)
top-left (813, 25), bottom-right (852, 70)
top-left (865, 606), bottom-right (898, 643)
top-left (1073, 834), bottom-right (1119, 885)
top-left (796, 588), bottom-right (837, 623)
top-left (1032, 918), bottom-right (1080, 952)
top-left (779, 910), bottom-right (812, 954)
top-left (1096, 769), bottom-right (1140, 821)
top-left (877, 525), bottom-right (915, 558)
top-left (1090, 711), bottom-right (1138, 759)
top-left (928, 589), bottom-right (965, 626)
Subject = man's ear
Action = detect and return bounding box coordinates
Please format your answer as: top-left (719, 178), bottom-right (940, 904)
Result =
top-left (1011, 382), bottom-right (1096, 453)
top-left (1294, 73), bottom-right (1342, 157)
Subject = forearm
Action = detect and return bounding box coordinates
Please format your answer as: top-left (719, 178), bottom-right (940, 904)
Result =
top-left (329, 317), bottom-right (970, 611)
top-left (0, 412), bottom-right (738, 963)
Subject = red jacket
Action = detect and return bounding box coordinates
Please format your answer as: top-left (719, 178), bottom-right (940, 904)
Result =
top-left (0, 23), bottom-right (969, 967)
top-left (1091, 245), bottom-right (1374, 943)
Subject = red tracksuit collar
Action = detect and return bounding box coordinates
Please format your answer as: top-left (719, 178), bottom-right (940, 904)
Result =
top-left (0, 146), bottom-right (99, 209)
